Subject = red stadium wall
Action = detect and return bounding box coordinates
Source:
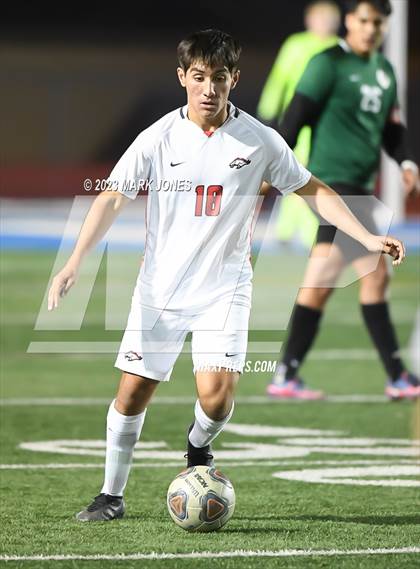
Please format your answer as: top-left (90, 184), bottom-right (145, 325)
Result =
top-left (1, 164), bottom-right (112, 198)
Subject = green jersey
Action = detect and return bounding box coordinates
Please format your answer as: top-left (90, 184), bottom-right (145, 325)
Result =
top-left (296, 40), bottom-right (398, 190)
top-left (257, 31), bottom-right (337, 165)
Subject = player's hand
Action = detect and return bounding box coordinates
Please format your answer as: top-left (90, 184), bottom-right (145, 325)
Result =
top-left (365, 235), bottom-right (406, 266)
top-left (47, 263), bottom-right (79, 310)
top-left (402, 167), bottom-right (420, 198)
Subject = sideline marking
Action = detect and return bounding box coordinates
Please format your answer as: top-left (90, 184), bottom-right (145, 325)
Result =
top-left (25, 343), bottom-right (397, 359)
top-left (1, 547), bottom-right (419, 561)
top-left (0, 394), bottom-right (389, 406)
top-left (1, 459), bottom-right (417, 470)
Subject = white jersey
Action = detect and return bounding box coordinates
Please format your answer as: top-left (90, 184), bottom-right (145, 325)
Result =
top-left (107, 103), bottom-right (311, 310)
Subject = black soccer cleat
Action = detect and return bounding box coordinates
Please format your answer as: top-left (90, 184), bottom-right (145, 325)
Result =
top-left (75, 493), bottom-right (125, 522)
top-left (184, 423), bottom-right (214, 468)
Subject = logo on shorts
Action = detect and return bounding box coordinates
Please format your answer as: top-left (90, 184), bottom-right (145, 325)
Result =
top-left (229, 157), bottom-right (251, 169)
top-left (225, 353), bottom-right (239, 358)
top-left (124, 351), bottom-right (143, 361)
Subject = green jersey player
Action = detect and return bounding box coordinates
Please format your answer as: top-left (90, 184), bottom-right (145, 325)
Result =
top-left (257, 0), bottom-right (340, 165)
top-left (257, 0), bottom-right (340, 249)
top-left (267, 0), bottom-right (420, 401)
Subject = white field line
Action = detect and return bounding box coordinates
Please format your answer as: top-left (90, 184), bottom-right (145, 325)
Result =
top-left (0, 394), bottom-right (389, 406)
top-left (1, 459), bottom-right (418, 470)
top-left (1, 547), bottom-right (419, 562)
top-left (27, 341), bottom-right (290, 354)
top-left (26, 343), bottom-right (392, 359)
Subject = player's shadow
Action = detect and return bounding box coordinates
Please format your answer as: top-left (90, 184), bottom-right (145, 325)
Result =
top-left (241, 514), bottom-right (420, 526)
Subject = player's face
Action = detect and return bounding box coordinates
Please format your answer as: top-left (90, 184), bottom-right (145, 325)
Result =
top-left (177, 61), bottom-right (240, 128)
top-left (345, 2), bottom-right (388, 56)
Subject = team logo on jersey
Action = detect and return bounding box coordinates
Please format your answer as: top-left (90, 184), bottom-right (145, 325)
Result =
top-left (124, 351), bottom-right (143, 361)
top-left (376, 69), bottom-right (391, 90)
top-left (229, 157), bottom-right (251, 169)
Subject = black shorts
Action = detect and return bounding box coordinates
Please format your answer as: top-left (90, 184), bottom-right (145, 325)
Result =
top-left (315, 183), bottom-right (380, 262)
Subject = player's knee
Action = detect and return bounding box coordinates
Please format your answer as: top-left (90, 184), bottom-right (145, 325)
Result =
top-left (362, 265), bottom-right (389, 294)
top-left (199, 382), bottom-right (236, 421)
top-left (116, 374), bottom-right (159, 415)
top-left (115, 393), bottom-right (143, 415)
top-left (377, 264), bottom-right (390, 289)
top-left (317, 287), bottom-right (334, 304)
top-left (200, 397), bottom-right (232, 421)
top-left (298, 286), bottom-right (332, 309)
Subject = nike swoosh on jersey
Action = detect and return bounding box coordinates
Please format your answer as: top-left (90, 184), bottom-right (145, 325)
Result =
top-left (225, 353), bottom-right (239, 357)
top-left (170, 161), bottom-right (185, 167)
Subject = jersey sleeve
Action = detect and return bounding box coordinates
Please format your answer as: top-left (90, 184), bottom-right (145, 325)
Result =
top-left (385, 61), bottom-right (399, 119)
top-left (263, 126), bottom-right (311, 194)
top-left (295, 51), bottom-right (335, 104)
top-left (106, 130), bottom-right (154, 200)
top-left (382, 63), bottom-right (413, 164)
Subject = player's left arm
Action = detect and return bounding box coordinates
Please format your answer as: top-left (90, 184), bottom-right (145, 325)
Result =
top-left (382, 108), bottom-right (419, 197)
top-left (277, 51), bottom-right (334, 148)
top-left (296, 175), bottom-right (405, 265)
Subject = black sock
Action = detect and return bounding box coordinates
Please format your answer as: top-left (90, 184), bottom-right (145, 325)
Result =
top-left (360, 302), bottom-right (404, 381)
top-left (281, 304), bottom-right (323, 379)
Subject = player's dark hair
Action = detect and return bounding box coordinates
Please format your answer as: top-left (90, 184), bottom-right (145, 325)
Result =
top-left (344, 0), bottom-right (392, 16)
top-left (177, 29), bottom-right (241, 73)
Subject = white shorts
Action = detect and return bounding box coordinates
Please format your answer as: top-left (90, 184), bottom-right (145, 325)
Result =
top-left (115, 289), bottom-right (251, 381)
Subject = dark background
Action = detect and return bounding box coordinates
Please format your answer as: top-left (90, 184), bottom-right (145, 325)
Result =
top-left (1, 0), bottom-right (419, 200)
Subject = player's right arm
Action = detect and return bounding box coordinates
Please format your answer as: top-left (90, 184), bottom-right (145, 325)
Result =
top-left (47, 189), bottom-right (130, 310)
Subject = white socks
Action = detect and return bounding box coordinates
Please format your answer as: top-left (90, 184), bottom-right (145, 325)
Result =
top-left (188, 399), bottom-right (234, 448)
top-left (101, 398), bottom-right (232, 496)
top-left (101, 400), bottom-right (146, 497)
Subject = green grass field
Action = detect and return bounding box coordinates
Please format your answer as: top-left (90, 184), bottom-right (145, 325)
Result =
top-left (1, 251), bottom-right (419, 568)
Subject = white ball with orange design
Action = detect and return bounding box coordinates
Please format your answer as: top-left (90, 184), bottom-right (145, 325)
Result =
top-left (167, 465), bottom-right (235, 532)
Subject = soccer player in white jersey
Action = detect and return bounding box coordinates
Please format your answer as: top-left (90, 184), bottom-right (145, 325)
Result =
top-left (48, 29), bottom-right (405, 522)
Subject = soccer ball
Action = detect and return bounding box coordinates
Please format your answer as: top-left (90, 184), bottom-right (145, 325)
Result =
top-left (167, 465), bottom-right (235, 532)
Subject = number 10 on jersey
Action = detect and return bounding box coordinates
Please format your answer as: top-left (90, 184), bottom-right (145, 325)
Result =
top-left (195, 185), bottom-right (223, 216)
